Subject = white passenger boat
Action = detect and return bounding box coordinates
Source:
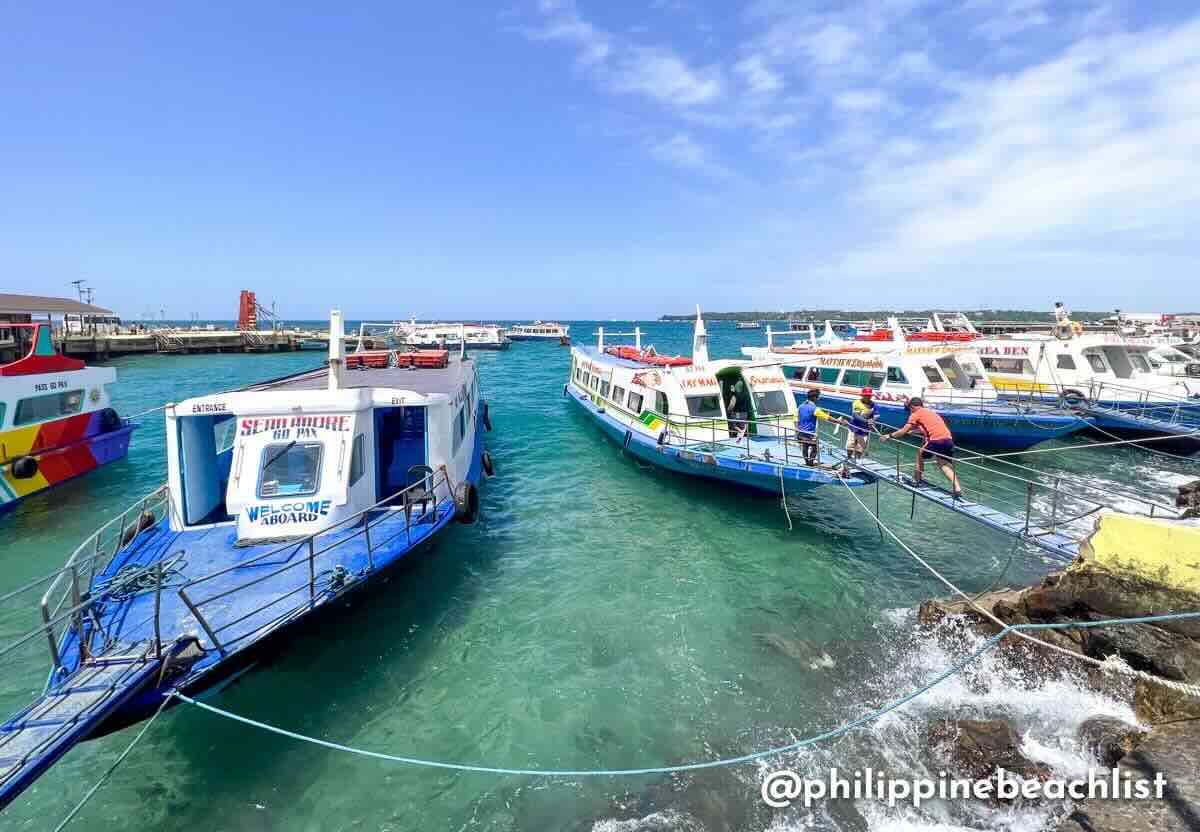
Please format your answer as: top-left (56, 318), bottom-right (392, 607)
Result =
top-left (740, 321), bottom-right (1086, 451)
top-left (565, 310), bottom-right (872, 494)
top-left (507, 321), bottom-right (569, 341)
top-left (392, 320), bottom-right (510, 351)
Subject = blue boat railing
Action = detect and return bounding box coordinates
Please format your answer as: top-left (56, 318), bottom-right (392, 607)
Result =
top-left (1079, 380), bottom-right (1200, 427)
top-left (175, 465), bottom-right (454, 655)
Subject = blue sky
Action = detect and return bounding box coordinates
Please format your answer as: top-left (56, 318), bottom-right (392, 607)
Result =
top-left (2, 1), bottom-right (1197, 319)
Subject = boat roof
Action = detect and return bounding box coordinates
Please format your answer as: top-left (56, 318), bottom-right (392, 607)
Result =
top-left (260, 356), bottom-right (473, 394)
top-left (576, 344), bottom-right (654, 369)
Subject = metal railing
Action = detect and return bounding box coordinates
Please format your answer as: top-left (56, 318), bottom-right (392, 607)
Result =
top-left (176, 466), bottom-right (454, 655)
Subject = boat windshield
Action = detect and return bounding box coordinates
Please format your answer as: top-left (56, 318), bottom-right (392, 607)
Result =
top-left (259, 441), bottom-right (323, 497)
top-left (751, 390), bottom-right (790, 415)
top-left (686, 395), bottom-right (724, 418)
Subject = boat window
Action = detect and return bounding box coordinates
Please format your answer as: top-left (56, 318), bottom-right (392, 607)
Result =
top-left (981, 356), bottom-right (1035, 374)
top-left (841, 369), bottom-right (866, 387)
top-left (14, 389), bottom-right (84, 426)
top-left (818, 367), bottom-right (841, 384)
top-left (655, 391), bottom-right (670, 414)
top-left (1129, 353), bottom-right (1151, 373)
top-left (349, 434), bottom-right (365, 487)
top-left (582, 371), bottom-right (591, 387)
top-left (886, 366), bottom-right (908, 385)
top-left (628, 392), bottom-right (643, 413)
top-left (935, 357), bottom-right (975, 390)
top-left (751, 390), bottom-right (790, 415)
top-left (921, 366), bottom-right (943, 384)
top-left (685, 395), bottom-right (723, 418)
top-left (258, 442), bottom-right (323, 498)
top-left (1056, 354), bottom-right (1076, 370)
top-left (867, 371), bottom-right (886, 389)
top-left (600, 380), bottom-right (610, 398)
top-left (574, 367), bottom-right (582, 382)
top-left (592, 375), bottom-right (601, 391)
top-left (1086, 353), bottom-right (1108, 373)
top-left (805, 367), bottom-right (821, 382)
top-left (0, 403), bottom-right (5, 428)
top-left (611, 385), bottom-right (626, 405)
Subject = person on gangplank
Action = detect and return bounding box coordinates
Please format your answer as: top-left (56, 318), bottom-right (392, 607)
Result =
top-left (841, 387), bottom-right (877, 477)
top-left (797, 388), bottom-right (846, 466)
top-left (880, 397), bottom-right (963, 499)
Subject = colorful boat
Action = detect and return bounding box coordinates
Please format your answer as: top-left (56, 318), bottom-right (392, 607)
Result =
top-left (566, 311), bottom-right (873, 494)
top-left (0, 322), bottom-right (136, 512)
top-left (0, 310), bottom-right (492, 808)
top-left (741, 320), bottom-right (1088, 452)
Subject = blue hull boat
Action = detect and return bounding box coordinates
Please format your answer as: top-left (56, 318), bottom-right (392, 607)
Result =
top-left (0, 314), bottom-right (491, 810)
top-left (807, 393), bottom-right (1085, 453)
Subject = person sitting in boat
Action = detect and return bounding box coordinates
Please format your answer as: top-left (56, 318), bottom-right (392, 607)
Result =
top-left (797, 389), bottom-right (846, 466)
top-left (842, 387), bottom-right (877, 474)
top-left (880, 397), bottom-right (963, 499)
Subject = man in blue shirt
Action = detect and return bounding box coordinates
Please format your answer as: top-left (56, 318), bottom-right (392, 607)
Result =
top-left (797, 388), bottom-right (844, 466)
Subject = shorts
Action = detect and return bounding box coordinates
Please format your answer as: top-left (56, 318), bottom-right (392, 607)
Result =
top-left (797, 429), bottom-right (817, 444)
top-left (845, 431), bottom-right (869, 454)
top-left (920, 439), bottom-right (955, 461)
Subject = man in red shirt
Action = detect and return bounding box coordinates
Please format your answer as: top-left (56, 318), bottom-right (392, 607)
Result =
top-left (881, 397), bottom-right (962, 498)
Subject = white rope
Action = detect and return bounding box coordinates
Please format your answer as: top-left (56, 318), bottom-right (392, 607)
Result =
top-left (836, 476), bottom-right (1200, 699)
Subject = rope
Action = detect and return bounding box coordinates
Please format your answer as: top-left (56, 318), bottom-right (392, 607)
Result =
top-left (836, 476), bottom-right (1200, 699)
top-left (169, 608), bottom-right (1200, 777)
top-left (778, 463), bottom-right (793, 531)
top-left (54, 692), bottom-right (173, 831)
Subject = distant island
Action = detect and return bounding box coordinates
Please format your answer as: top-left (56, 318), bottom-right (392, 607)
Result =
top-left (659, 309), bottom-right (1114, 323)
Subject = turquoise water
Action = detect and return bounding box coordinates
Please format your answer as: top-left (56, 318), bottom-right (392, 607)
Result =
top-left (1, 322), bottom-right (1195, 831)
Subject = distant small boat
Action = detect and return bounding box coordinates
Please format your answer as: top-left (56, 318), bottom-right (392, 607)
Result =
top-left (392, 320), bottom-right (510, 351)
top-left (735, 321), bottom-right (762, 330)
top-left (507, 321), bottom-right (569, 341)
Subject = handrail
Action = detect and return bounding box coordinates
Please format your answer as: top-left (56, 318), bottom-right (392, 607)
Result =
top-left (177, 467), bottom-right (455, 654)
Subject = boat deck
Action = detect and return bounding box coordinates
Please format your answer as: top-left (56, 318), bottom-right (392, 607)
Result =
top-left (247, 357), bottom-right (475, 396)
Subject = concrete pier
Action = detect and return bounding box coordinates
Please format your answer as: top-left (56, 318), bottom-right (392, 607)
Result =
top-left (56, 329), bottom-right (389, 360)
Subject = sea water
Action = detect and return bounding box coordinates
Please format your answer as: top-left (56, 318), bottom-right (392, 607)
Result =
top-left (0, 321), bottom-right (1194, 831)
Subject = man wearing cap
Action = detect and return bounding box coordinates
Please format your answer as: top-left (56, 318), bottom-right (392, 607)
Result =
top-left (881, 397), bottom-right (963, 498)
top-left (841, 387), bottom-right (877, 475)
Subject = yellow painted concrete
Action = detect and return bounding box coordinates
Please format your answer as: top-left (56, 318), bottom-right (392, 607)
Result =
top-left (1077, 512), bottom-right (1200, 592)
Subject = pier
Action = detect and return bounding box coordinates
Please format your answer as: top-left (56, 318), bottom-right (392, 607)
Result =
top-left (54, 330), bottom-right (387, 360)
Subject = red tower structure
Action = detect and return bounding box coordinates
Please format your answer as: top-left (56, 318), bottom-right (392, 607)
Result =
top-left (237, 290), bottom-right (258, 330)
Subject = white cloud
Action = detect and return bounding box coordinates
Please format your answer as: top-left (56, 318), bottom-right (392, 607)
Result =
top-left (839, 17), bottom-right (1200, 274)
top-left (833, 88), bottom-right (887, 112)
top-left (609, 47), bottom-right (723, 106)
top-left (648, 133), bottom-right (736, 180)
top-left (735, 54), bottom-right (783, 94)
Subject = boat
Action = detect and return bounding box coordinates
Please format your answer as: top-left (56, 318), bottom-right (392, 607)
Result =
top-left (506, 321), bottom-right (569, 341)
top-left (0, 310), bottom-right (492, 808)
top-left (392, 319), bottom-right (510, 351)
top-left (1, 322), bottom-right (137, 512)
top-left (735, 321), bottom-right (761, 330)
top-left (741, 320), bottom-right (1088, 452)
top-left (565, 310), bottom-right (874, 494)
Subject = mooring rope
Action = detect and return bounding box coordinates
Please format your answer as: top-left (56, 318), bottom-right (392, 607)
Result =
top-left (836, 476), bottom-right (1200, 699)
top-left (164, 608), bottom-right (1200, 776)
top-left (54, 690), bottom-right (174, 831)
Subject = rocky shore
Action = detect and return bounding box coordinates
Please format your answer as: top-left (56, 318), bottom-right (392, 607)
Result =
top-left (919, 556), bottom-right (1200, 831)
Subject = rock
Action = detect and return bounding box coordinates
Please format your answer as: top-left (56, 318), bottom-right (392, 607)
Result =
top-left (1077, 717), bottom-right (1145, 768)
top-left (1080, 616), bottom-right (1200, 683)
top-left (1134, 677), bottom-right (1200, 724)
top-left (752, 632), bottom-right (810, 661)
top-left (927, 719), bottom-right (1051, 784)
top-left (1064, 718), bottom-right (1200, 831)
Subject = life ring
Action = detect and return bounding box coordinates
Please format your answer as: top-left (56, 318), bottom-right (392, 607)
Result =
top-left (1186, 363), bottom-right (1200, 378)
top-left (454, 482), bottom-right (480, 524)
top-left (10, 456), bottom-right (38, 480)
top-left (481, 450), bottom-right (495, 477)
top-left (482, 401), bottom-right (493, 431)
top-left (1060, 389), bottom-right (1088, 410)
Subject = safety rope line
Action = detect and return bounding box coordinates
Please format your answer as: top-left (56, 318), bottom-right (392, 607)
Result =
top-left (54, 690), bottom-right (173, 831)
top-left (165, 607), bottom-right (1200, 777)
top-left (836, 476), bottom-right (1200, 699)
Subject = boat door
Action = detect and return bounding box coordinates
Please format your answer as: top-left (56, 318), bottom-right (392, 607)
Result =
top-left (716, 368), bottom-right (752, 435)
top-left (373, 405), bottom-right (427, 505)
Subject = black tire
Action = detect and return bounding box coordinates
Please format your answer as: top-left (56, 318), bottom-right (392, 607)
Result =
top-left (482, 401), bottom-right (493, 431)
top-left (454, 482), bottom-right (480, 524)
top-left (481, 450), bottom-right (495, 477)
top-left (99, 408), bottom-right (123, 432)
top-left (11, 456), bottom-right (38, 480)
top-left (1060, 390), bottom-right (1088, 410)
